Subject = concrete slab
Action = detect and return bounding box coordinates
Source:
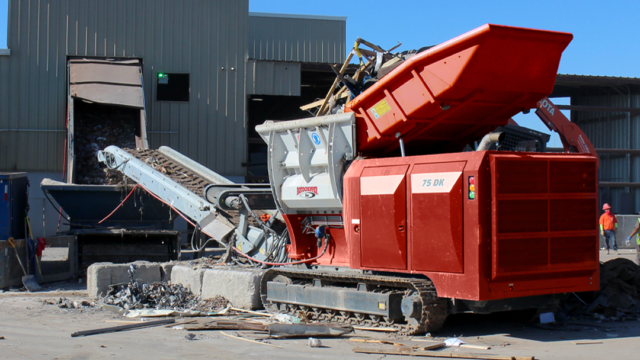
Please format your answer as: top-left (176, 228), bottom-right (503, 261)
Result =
top-left (170, 265), bottom-right (205, 295)
top-left (86, 261), bottom-right (161, 298)
top-left (201, 267), bottom-right (265, 310)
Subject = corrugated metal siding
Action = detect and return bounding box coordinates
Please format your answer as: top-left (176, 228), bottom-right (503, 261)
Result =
top-left (0, 0), bottom-right (248, 176)
top-left (248, 14), bottom-right (345, 63)
top-left (572, 93), bottom-right (640, 212)
top-left (246, 60), bottom-right (300, 96)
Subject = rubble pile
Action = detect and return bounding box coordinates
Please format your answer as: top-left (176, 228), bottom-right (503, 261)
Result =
top-left (74, 103), bottom-right (139, 185)
top-left (102, 265), bottom-right (228, 312)
top-left (103, 281), bottom-right (200, 311)
top-left (587, 258), bottom-right (640, 314)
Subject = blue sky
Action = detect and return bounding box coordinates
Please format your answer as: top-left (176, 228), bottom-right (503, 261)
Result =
top-left (2, 0), bottom-right (639, 145)
top-left (249, 0), bottom-right (640, 146)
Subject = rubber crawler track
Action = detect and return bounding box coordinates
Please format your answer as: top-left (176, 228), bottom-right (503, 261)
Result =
top-left (260, 268), bottom-right (448, 335)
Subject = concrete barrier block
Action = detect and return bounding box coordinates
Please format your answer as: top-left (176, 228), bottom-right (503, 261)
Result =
top-left (201, 267), bottom-right (266, 310)
top-left (161, 262), bottom-right (175, 282)
top-left (170, 265), bottom-right (205, 295)
top-left (86, 261), bottom-right (161, 298)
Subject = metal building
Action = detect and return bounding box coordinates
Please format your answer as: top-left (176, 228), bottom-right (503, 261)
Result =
top-left (551, 74), bottom-right (640, 213)
top-left (0, 0), bottom-right (346, 237)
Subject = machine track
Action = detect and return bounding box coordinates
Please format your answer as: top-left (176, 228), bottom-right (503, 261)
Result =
top-left (260, 268), bottom-right (448, 335)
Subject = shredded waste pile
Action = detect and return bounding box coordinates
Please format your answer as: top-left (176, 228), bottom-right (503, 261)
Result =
top-left (102, 265), bottom-right (228, 313)
top-left (559, 258), bottom-right (640, 321)
top-left (74, 102), bottom-right (138, 185)
top-left (588, 258), bottom-right (640, 314)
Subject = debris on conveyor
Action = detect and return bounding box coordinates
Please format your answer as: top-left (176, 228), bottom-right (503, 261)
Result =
top-left (74, 102), bottom-right (139, 185)
top-left (123, 149), bottom-right (210, 196)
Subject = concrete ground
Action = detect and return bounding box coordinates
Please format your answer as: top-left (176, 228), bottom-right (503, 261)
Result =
top-left (0, 251), bottom-right (639, 360)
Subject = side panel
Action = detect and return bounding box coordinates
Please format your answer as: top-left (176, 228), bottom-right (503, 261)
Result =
top-left (360, 165), bottom-right (409, 270)
top-left (491, 155), bottom-right (599, 282)
top-left (282, 214), bottom-right (350, 266)
top-left (410, 162), bottom-right (465, 273)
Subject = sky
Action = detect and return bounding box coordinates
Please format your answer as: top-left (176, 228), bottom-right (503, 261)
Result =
top-left (249, 0), bottom-right (640, 146)
top-left (2, 0), bottom-right (639, 145)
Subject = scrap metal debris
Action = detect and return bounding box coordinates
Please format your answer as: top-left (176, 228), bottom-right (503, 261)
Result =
top-left (103, 282), bottom-right (200, 311)
top-left (102, 265), bottom-right (228, 312)
top-left (43, 298), bottom-right (95, 309)
top-left (75, 102), bottom-right (138, 185)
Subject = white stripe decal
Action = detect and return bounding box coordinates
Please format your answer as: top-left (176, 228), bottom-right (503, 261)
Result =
top-left (360, 175), bottom-right (404, 195)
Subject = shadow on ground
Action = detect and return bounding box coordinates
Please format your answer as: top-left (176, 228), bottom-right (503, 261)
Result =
top-left (439, 309), bottom-right (640, 342)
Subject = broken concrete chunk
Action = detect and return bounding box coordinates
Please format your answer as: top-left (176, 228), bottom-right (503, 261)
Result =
top-left (87, 261), bottom-right (162, 298)
top-left (170, 266), bottom-right (206, 296)
top-left (200, 267), bottom-right (265, 310)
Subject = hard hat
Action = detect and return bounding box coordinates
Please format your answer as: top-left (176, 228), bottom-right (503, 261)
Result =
top-left (603, 203), bottom-right (612, 210)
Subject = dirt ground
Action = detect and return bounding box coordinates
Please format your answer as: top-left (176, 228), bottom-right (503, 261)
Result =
top-left (1, 250), bottom-right (639, 360)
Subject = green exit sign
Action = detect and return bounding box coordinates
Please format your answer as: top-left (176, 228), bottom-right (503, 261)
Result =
top-left (158, 73), bottom-right (169, 84)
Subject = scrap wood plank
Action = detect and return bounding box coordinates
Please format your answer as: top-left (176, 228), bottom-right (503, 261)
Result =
top-left (461, 344), bottom-right (491, 350)
top-left (300, 91), bottom-right (349, 111)
top-left (184, 320), bottom-right (268, 332)
top-left (220, 331), bottom-right (282, 348)
top-left (412, 339), bottom-right (490, 350)
top-left (71, 319), bottom-right (175, 337)
top-left (353, 326), bottom-right (398, 332)
top-left (573, 341), bottom-right (603, 345)
top-left (230, 307), bottom-right (271, 317)
top-left (353, 347), bottom-right (534, 360)
top-left (317, 52), bottom-right (354, 116)
top-left (350, 338), bottom-right (406, 347)
top-left (184, 321), bottom-right (269, 331)
top-left (164, 319), bottom-right (198, 328)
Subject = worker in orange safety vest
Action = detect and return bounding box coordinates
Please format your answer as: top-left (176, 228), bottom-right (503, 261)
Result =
top-left (599, 203), bottom-right (618, 255)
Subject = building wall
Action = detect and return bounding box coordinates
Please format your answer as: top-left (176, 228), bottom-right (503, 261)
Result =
top-left (246, 60), bottom-right (301, 96)
top-left (572, 93), bottom-right (640, 213)
top-left (248, 12), bottom-right (346, 64)
top-left (0, 0), bottom-right (249, 176)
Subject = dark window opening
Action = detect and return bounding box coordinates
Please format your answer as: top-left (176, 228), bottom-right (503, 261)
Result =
top-left (246, 66), bottom-right (337, 182)
top-left (157, 73), bottom-right (189, 101)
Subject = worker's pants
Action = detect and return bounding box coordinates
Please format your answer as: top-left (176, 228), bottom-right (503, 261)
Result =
top-left (603, 230), bottom-right (617, 251)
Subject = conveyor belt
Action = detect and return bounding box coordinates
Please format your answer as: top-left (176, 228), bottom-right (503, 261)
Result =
top-left (121, 148), bottom-right (262, 228)
top-left (124, 149), bottom-right (211, 197)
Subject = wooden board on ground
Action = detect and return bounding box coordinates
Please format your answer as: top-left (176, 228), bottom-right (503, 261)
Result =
top-left (352, 326), bottom-right (398, 332)
top-left (353, 346), bottom-right (534, 360)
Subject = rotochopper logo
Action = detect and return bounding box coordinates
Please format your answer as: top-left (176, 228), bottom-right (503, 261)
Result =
top-left (297, 186), bottom-right (318, 198)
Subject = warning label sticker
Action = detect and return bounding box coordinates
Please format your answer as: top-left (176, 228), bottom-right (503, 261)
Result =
top-left (370, 99), bottom-right (391, 119)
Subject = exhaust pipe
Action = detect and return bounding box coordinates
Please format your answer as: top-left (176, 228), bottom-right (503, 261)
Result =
top-left (476, 132), bottom-right (503, 151)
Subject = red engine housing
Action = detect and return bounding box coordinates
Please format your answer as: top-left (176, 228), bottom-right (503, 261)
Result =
top-left (283, 151), bottom-right (599, 301)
